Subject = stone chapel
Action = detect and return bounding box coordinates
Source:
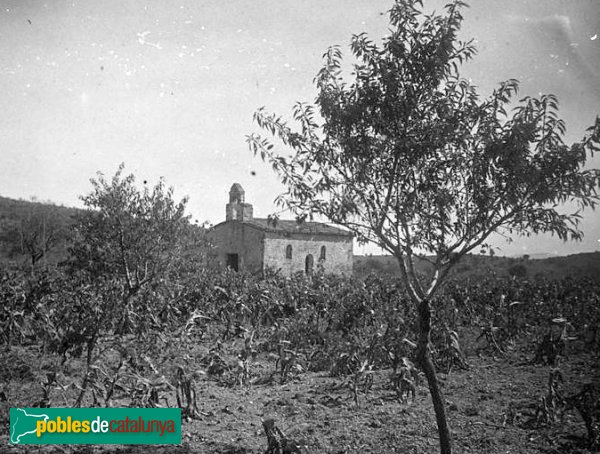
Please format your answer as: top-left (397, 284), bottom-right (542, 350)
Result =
top-left (208, 183), bottom-right (353, 275)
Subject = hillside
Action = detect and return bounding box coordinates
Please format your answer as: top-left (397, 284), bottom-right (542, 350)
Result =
top-left (2, 195), bottom-right (599, 279)
top-left (0, 196), bottom-right (79, 267)
top-left (354, 252), bottom-right (600, 280)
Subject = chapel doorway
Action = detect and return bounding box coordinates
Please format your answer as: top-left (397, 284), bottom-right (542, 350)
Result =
top-left (226, 253), bottom-right (239, 271)
top-left (305, 254), bottom-right (314, 275)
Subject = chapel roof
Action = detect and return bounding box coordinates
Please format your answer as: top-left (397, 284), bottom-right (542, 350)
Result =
top-left (211, 217), bottom-right (352, 237)
top-left (245, 218), bottom-right (352, 237)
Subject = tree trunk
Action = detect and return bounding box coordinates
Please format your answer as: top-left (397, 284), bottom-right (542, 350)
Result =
top-left (74, 332), bottom-right (98, 407)
top-left (416, 299), bottom-right (452, 454)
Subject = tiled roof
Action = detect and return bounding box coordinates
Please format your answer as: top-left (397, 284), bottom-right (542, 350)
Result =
top-left (245, 218), bottom-right (352, 236)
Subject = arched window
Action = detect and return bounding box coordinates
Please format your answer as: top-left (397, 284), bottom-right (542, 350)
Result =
top-left (320, 245), bottom-right (326, 261)
top-left (285, 244), bottom-right (292, 259)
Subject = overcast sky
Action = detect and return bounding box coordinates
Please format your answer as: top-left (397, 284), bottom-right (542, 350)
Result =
top-left (1, 0), bottom-right (599, 256)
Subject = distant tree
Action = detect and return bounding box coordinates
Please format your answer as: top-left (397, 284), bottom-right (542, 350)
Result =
top-left (247, 1), bottom-right (600, 452)
top-left (1, 199), bottom-right (70, 272)
top-left (508, 263), bottom-right (528, 278)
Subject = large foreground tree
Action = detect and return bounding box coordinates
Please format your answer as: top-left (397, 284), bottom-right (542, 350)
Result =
top-left (247, 1), bottom-right (600, 452)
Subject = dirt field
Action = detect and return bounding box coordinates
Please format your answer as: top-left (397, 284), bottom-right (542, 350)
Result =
top-left (1, 334), bottom-right (599, 454)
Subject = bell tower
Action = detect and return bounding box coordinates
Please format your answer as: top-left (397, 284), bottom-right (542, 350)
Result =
top-left (226, 183), bottom-right (253, 221)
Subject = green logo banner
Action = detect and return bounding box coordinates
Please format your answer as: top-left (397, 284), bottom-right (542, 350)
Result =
top-left (10, 408), bottom-right (181, 445)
